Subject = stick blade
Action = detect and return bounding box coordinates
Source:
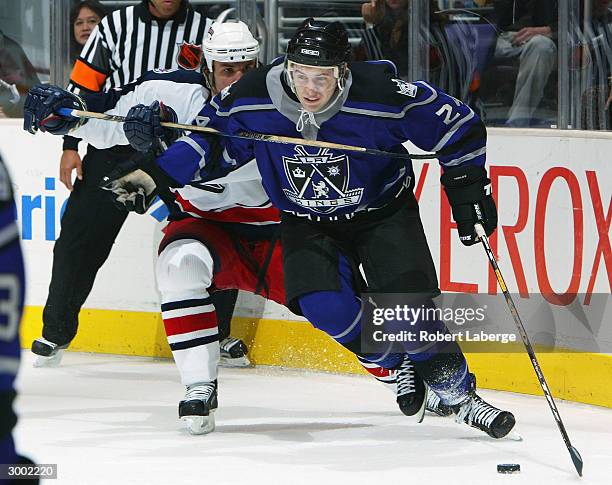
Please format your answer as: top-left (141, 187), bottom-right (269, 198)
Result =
top-left (569, 445), bottom-right (583, 477)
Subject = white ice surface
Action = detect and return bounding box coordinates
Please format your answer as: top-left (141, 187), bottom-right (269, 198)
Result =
top-left (13, 352), bottom-right (612, 485)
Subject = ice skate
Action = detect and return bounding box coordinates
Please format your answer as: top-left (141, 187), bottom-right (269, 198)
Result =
top-left (179, 381), bottom-right (218, 435)
top-left (31, 337), bottom-right (69, 368)
top-left (453, 374), bottom-right (515, 439)
top-left (395, 355), bottom-right (427, 422)
top-left (219, 337), bottom-right (250, 367)
top-left (425, 389), bottom-right (453, 417)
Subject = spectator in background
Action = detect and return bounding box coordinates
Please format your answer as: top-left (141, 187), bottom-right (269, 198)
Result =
top-left (359, 0), bottom-right (410, 77)
top-left (572, 0), bottom-right (612, 129)
top-left (0, 29), bottom-right (40, 118)
top-left (492, 0), bottom-right (558, 127)
top-left (70, 0), bottom-right (107, 64)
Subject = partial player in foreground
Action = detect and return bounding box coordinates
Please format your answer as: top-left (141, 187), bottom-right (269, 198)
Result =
top-left (0, 152), bottom-right (38, 483)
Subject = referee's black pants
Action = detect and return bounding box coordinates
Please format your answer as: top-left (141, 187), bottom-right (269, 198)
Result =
top-left (41, 145), bottom-right (132, 346)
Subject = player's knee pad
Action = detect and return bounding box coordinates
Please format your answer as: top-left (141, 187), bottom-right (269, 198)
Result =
top-left (156, 239), bottom-right (215, 299)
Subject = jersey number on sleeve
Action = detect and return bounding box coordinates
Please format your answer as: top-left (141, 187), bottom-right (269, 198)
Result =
top-left (435, 104), bottom-right (461, 125)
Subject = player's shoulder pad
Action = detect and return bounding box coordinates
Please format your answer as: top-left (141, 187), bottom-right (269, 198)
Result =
top-left (139, 68), bottom-right (206, 86)
top-left (212, 61), bottom-right (279, 112)
top-left (364, 59), bottom-right (399, 77)
top-left (346, 62), bottom-right (438, 115)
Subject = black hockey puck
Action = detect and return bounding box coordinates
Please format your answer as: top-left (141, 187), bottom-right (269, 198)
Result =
top-left (497, 464), bottom-right (520, 474)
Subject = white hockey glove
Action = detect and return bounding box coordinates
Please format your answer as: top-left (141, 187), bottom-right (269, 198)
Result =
top-left (100, 151), bottom-right (179, 215)
top-left (102, 168), bottom-right (157, 215)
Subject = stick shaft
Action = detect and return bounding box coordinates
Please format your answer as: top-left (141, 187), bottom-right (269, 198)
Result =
top-left (474, 222), bottom-right (583, 477)
top-left (58, 108), bottom-right (436, 160)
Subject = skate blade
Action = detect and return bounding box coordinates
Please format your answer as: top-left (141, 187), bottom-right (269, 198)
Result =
top-left (504, 430), bottom-right (523, 441)
top-left (219, 355), bottom-right (251, 368)
top-left (182, 412), bottom-right (215, 435)
top-left (33, 351), bottom-right (64, 368)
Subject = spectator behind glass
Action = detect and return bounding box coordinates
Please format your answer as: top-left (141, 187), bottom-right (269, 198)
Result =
top-left (70, 0), bottom-right (107, 64)
top-left (0, 29), bottom-right (40, 118)
top-left (360, 0), bottom-right (410, 77)
top-left (576, 0), bottom-right (612, 129)
top-left (492, 0), bottom-right (558, 127)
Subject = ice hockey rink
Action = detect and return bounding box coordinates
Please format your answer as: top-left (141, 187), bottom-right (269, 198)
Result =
top-left (12, 352), bottom-right (612, 485)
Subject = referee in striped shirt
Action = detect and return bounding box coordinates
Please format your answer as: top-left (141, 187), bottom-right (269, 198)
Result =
top-left (32, 0), bottom-right (212, 360)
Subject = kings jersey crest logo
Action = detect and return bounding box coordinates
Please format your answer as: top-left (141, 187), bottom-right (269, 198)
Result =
top-left (392, 78), bottom-right (418, 97)
top-left (283, 146), bottom-right (363, 214)
top-left (177, 42), bottom-right (203, 70)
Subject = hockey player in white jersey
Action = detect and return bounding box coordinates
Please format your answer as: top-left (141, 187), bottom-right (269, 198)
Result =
top-left (23, 21), bottom-right (442, 434)
top-left (24, 21), bottom-right (270, 434)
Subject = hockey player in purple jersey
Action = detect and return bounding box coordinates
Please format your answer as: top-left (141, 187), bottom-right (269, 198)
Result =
top-left (133, 18), bottom-right (514, 438)
top-left (23, 19), bottom-right (514, 438)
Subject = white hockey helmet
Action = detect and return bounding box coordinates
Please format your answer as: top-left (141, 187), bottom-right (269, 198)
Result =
top-left (203, 20), bottom-right (260, 72)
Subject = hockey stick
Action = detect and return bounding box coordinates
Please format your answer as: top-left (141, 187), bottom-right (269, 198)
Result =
top-left (473, 219), bottom-right (583, 477)
top-left (57, 108), bottom-right (437, 160)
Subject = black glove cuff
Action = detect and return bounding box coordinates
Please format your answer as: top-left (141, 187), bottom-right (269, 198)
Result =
top-left (441, 164), bottom-right (490, 206)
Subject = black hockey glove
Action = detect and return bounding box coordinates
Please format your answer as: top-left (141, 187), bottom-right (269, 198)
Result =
top-left (123, 100), bottom-right (181, 154)
top-left (441, 164), bottom-right (497, 246)
top-left (100, 151), bottom-right (179, 215)
top-left (23, 84), bottom-right (87, 135)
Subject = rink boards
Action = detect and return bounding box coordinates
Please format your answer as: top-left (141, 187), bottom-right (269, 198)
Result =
top-left (1, 119), bottom-right (611, 407)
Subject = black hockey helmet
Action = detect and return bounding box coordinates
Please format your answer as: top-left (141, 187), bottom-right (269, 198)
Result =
top-left (285, 18), bottom-right (350, 67)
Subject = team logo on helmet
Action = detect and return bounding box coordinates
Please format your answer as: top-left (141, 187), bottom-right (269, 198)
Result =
top-left (177, 42), bottom-right (203, 70)
top-left (283, 146), bottom-right (363, 214)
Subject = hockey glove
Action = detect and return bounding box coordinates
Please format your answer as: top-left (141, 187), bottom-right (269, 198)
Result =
top-left (100, 151), bottom-right (178, 215)
top-left (123, 100), bottom-right (181, 154)
top-left (102, 167), bottom-right (157, 215)
top-left (23, 84), bottom-right (87, 135)
top-left (441, 164), bottom-right (497, 246)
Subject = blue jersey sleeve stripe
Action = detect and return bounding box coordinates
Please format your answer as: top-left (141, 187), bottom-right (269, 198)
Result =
top-left (210, 97), bottom-right (276, 117)
top-left (157, 135), bottom-right (209, 186)
top-left (342, 86), bottom-right (438, 118)
top-left (177, 135), bottom-right (207, 168)
top-left (443, 146), bottom-right (487, 167)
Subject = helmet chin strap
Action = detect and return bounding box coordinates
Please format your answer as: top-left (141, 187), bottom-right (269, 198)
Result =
top-left (203, 67), bottom-right (217, 95)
